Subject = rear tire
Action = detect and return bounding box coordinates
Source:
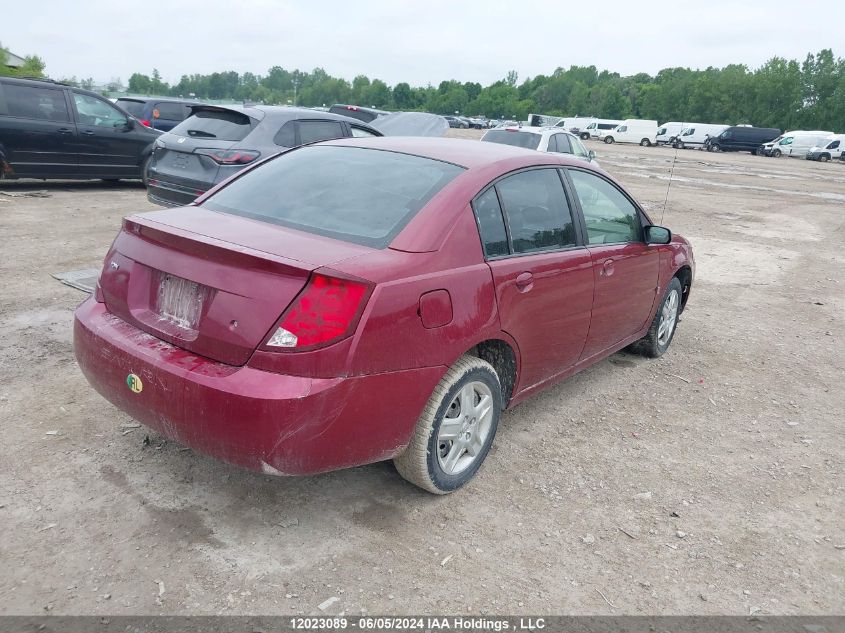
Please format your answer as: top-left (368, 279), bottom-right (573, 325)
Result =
top-left (580, 133), bottom-right (590, 140)
top-left (394, 355), bottom-right (502, 494)
top-left (640, 138), bottom-right (651, 147)
top-left (604, 137), bottom-right (614, 144)
top-left (633, 277), bottom-right (683, 359)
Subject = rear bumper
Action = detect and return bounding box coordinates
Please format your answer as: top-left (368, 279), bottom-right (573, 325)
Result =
top-left (146, 178), bottom-right (204, 207)
top-left (74, 298), bottom-right (445, 476)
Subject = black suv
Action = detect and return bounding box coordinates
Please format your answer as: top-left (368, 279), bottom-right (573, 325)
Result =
top-left (0, 77), bottom-right (160, 181)
top-left (115, 97), bottom-right (200, 132)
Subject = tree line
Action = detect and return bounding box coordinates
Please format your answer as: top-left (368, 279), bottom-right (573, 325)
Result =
top-left (122, 50), bottom-right (843, 131)
top-left (4, 41), bottom-right (844, 132)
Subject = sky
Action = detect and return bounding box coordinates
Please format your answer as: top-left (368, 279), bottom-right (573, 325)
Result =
top-left (3, 0), bottom-right (843, 87)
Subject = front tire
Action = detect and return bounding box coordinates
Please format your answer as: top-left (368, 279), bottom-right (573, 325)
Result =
top-left (394, 355), bottom-right (502, 494)
top-left (772, 149), bottom-right (781, 158)
top-left (604, 136), bottom-right (614, 144)
top-left (580, 132), bottom-right (590, 140)
top-left (633, 277), bottom-right (683, 358)
top-left (820, 154), bottom-right (830, 162)
top-left (141, 155), bottom-right (152, 187)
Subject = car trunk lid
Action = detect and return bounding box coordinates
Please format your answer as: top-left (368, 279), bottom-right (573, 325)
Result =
top-left (98, 208), bottom-right (373, 365)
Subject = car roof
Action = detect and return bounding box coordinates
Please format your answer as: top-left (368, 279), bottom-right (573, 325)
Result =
top-left (322, 136), bottom-right (583, 170)
top-left (490, 125), bottom-right (575, 137)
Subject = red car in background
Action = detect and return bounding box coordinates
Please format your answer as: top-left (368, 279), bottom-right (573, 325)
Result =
top-left (74, 137), bottom-right (694, 494)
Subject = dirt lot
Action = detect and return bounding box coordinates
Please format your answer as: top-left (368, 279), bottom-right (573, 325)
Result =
top-left (1, 132), bottom-right (843, 616)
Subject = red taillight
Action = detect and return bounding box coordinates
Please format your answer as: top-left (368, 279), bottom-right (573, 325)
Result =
top-left (195, 149), bottom-right (260, 165)
top-left (139, 119), bottom-right (152, 127)
top-left (264, 272), bottom-right (372, 351)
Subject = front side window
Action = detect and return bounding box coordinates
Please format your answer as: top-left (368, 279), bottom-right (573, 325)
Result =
top-left (496, 169), bottom-right (576, 254)
top-left (202, 146), bottom-right (464, 248)
top-left (617, 125), bottom-right (628, 132)
top-left (682, 128), bottom-right (694, 136)
top-left (569, 136), bottom-right (589, 158)
top-left (73, 93), bottom-right (127, 127)
top-left (471, 187), bottom-right (509, 257)
top-left (657, 127), bottom-right (666, 136)
top-left (569, 170), bottom-right (640, 245)
top-left (828, 140), bottom-right (840, 149)
top-left (780, 137), bottom-right (793, 145)
top-left (3, 84), bottom-right (69, 122)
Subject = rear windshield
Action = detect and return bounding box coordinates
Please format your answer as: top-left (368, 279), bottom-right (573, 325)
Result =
top-left (202, 146), bottom-right (465, 248)
top-left (171, 109), bottom-right (255, 141)
top-left (482, 130), bottom-right (541, 150)
top-left (329, 105), bottom-right (379, 123)
top-left (116, 99), bottom-right (146, 117)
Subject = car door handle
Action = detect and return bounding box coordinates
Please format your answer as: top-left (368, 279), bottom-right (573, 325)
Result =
top-left (56, 128), bottom-right (73, 134)
top-left (600, 259), bottom-right (615, 277)
top-left (515, 272), bottom-right (534, 291)
top-left (81, 130), bottom-right (96, 136)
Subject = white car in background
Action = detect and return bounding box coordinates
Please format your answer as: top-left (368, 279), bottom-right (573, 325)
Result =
top-left (481, 126), bottom-right (599, 166)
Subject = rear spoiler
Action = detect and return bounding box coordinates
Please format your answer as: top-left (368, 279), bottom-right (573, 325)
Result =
top-left (187, 104), bottom-right (265, 121)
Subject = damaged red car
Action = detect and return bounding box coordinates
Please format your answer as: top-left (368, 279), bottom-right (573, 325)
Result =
top-left (74, 137), bottom-right (694, 494)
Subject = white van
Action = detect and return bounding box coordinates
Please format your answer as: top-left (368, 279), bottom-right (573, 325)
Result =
top-left (656, 122), bottom-right (687, 145)
top-left (672, 124), bottom-right (730, 149)
top-left (762, 130), bottom-right (834, 158)
top-left (598, 119), bottom-right (658, 146)
top-left (579, 119), bottom-right (624, 140)
top-left (806, 134), bottom-right (845, 162)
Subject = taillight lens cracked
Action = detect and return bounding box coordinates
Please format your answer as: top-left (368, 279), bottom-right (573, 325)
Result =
top-left (264, 272), bottom-right (372, 352)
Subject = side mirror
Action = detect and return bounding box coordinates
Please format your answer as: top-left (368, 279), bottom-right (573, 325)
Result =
top-left (122, 118), bottom-right (135, 130)
top-left (588, 149), bottom-right (596, 160)
top-left (645, 225), bottom-right (671, 245)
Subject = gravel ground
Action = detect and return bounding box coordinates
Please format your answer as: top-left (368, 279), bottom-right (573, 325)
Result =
top-left (0, 133), bottom-right (843, 616)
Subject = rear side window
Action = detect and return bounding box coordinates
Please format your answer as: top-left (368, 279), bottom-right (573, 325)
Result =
top-left (202, 146), bottom-right (465, 248)
top-left (472, 188), bottom-right (509, 257)
top-left (496, 169), bottom-right (576, 254)
top-left (482, 130), bottom-right (541, 150)
top-left (350, 126), bottom-right (377, 137)
top-left (3, 84), bottom-right (69, 122)
top-left (155, 102), bottom-right (186, 120)
top-left (298, 120), bottom-right (345, 144)
top-left (172, 109), bottom-right (255, 141)
top-left (116, 99), bottom-right (146, 118)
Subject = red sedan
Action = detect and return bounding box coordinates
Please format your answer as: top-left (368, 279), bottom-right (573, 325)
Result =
top-left (74, 137), bottom-right (694, 494)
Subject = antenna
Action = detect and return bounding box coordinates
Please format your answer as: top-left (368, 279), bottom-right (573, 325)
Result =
top-left (660, 141), bottom-right (680, 225)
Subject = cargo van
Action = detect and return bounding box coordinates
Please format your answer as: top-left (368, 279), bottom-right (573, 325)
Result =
top-left (656, 122), bottom-right (687, 145)
top-left (761, 131), bottom-right (834, 158)
top-left (599, 119), bottom-right (658, 146)
top-left (806, 134), bottom-right (845, 162)
top-left (672, 124), bottom-right (730, 149)
top-left (704, 126), bottom-right (780, 153)
top-left (579, 118), bottom-right (624, 140)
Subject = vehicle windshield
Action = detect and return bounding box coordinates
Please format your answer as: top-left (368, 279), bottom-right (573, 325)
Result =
top-left (681, 128), bottom-right (694, 136)
top-left (201, 146), bottom-right (465, 248)
top-left (481, 130), bottom-right (541, 150)
top-left (171, 109), bottom-right (256, 141)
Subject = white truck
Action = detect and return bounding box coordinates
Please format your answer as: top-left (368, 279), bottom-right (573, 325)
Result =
top-left (672, 124), bottom-right (730, 149)
top-left (761, 130), bottom-right (834, 158)
top-left (598, 119), bottom-right (658, 146)
top-left (656, 122), bottom-right (687, 145)
top-left (806, 134), bottom-right (845, 162)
